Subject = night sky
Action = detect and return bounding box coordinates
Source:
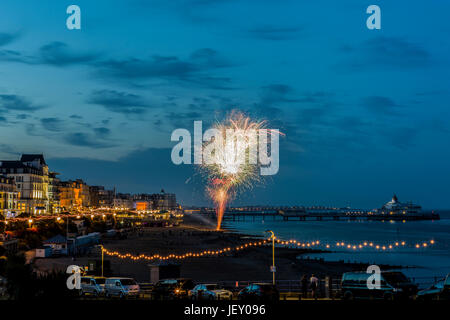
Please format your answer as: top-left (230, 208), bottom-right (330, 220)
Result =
top-left (1, 0), bottom-right (449, 209)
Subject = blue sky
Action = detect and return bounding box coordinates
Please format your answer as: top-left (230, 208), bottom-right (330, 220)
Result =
top-left (1, 0), bottom-right (449, 209)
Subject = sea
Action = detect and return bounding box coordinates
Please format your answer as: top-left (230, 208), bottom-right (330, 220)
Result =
top-left (223, 211), bottom-right (450, 281)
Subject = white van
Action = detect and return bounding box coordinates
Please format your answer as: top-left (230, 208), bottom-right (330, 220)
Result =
top-left (80, 276), bottom-right (106, 296)
top-left (105, 277), bottom-right (140, 298)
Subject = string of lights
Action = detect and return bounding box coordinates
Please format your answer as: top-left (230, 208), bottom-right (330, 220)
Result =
top-left (101, 237), bottom-right (436, 262)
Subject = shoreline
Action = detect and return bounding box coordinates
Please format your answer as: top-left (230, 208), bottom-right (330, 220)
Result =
top-left (33, 213), bottom-right (408, 283)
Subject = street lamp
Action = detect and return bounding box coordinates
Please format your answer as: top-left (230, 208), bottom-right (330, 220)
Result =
top-left (265, 230), bottom-right (276, 285)
top-left (97, 244), bottom-right (104, 277)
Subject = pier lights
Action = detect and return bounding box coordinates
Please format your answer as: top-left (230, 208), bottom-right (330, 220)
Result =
top-left (28, 219), bottom-right (33, 228)
top-left (265, 230), bottom-right (276, 285)
top-left (57, 217), bottom-right (61, 221)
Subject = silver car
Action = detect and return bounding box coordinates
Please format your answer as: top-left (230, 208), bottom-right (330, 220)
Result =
top-left (189, 284), bottom-right (233, 300)
top-left (80, 276), bottom-right (106, 297)
top-left (105, 277), bottom-right (140, 299)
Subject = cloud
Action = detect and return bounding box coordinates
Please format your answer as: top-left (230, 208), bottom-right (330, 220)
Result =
top-left (87, 89), bottom-right (150, 114)
top-left (38, 42), bottom-right (101, 66)
top-left (339, 36), bottom-right (430, 70)
top-left (64, 132), bottom-right (114, 149)
top-left (0, 94), bottom-right (44, 112)
top-left (362, 96), bottom-right (400, 115)
top-left (93, 127), bottom-right (111, 138)
top-left (93, 48), bottom-right (234, 88)
top-left (40, 117), bottom-right (64, 132)
top-left (0, 41), bottom-right (101, 66)
top-left (0, 32), bottom-right (20, 46)
top-left (247, 26), bottom-right (302, 40)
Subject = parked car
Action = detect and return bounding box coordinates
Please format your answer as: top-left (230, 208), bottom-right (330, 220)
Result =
top-left (152, 278), bottom-right (195, 300)
top-left (80, 276), bottom-right (106, 296)
top-left (238, 283), bottom-right (279, 301)
top-left (189, 284), bottom-right (233, 300)
top-left (105, 277), bottom-right (140, 298)
top-left (417, 274), bottom-right (450, 300)
top-left (341, 271), bottom-right (417, 300)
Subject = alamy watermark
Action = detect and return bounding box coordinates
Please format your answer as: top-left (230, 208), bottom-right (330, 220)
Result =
top-left (66, 265), bottom-right (81, 290)
top-left (366, 264), bottom-right (381, 289)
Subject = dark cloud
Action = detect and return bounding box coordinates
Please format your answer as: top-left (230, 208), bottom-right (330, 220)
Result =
top-left (339, 36), bottom-right (430, 70)
top-left (38, 42), bottom-right (101, 66)
top-left (0, 49), bottom-right (29, 63)
top-left (64, 132), bottom-right (114, 149)
top-left (16, 114), bottom-right (28, 120)
top-left (93, 48), bottom-right (234, 89)
top-left (362, 96), bottom-right (400, 115)
top-left (40, 117), bottom-right (64, 132)
top-left (69, 114), bottom-right (83, 119)
top-left (381, 127), bottom-right (419, 150)
top-left (0, 94), bottom-right (44, 112)
top-left (87, 90), bottom-right (149, 114)
top-left (0, 116), bottom-right (7, 123)
top-left (252, 84), bottom-right (299, 118)
top-left (0, 32), bottom-right (20, 46)
top-left (0, 41), bottom-right (101, 66)
top-left (247, 26), bottom-right (302, 41)
top-left (93, 127), bottom-right (111, 138)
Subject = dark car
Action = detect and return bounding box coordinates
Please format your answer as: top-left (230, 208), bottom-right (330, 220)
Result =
top-left (341, 271), bottom-right (417, 300)
top-left (417, 274), bottom-right (450, 300)
top-left (152, 278), bottom-right (195, 300)
top-left (238, 283), bottom-right (279, 301)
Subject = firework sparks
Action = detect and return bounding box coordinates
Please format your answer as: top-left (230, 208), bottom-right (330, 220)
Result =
top-left (200, 111), bottom-right (283, 230)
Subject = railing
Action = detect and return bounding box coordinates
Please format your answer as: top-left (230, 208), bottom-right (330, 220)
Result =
top-left (137, 275), bottom-right (445, 299)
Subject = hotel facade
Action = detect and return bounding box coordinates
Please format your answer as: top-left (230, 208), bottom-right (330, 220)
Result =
top-left (0, 154), bottom-right (178, 216)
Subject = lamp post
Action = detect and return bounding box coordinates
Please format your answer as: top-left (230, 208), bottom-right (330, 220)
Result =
top-left (99, 244), bottom-right (104, 277)
top-left (265, 230), bottom-right (276, 285)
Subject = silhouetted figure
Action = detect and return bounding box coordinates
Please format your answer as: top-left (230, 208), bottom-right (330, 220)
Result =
top-left (301, 275), bottom-right (308, 298)
top-left (310, 274), bottom-right (319, 300)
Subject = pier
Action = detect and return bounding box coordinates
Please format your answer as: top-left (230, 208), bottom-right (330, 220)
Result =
top-left (220, 210), bottom-right (440, 222)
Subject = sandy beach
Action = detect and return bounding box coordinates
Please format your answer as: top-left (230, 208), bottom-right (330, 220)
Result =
top-left (34, 214), bottom-right (400, 283)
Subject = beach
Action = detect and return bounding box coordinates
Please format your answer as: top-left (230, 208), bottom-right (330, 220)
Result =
top-left (33, 214), bottom-right (404, 283)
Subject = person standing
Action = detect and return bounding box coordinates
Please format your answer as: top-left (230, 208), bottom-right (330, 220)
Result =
top-left (310, 274), bottom-right (319, 299)
top-left (300, 275), bottom-right (308, 299)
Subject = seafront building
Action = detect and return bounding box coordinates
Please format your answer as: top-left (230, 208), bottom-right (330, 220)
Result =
top-left (134, 190), bottom-right (178, 211)
top-left (0, 175), bottom-right (19, 216)
top-left (59, 179), bottom-right (91, 211)
top-left (0, 154), bottom-right (50, 214)
top-left (0, 154), bottom-right (178, 216)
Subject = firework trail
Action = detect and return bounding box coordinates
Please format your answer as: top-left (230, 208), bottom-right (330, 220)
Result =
top-left (200, 111), bottom-right (283, 230)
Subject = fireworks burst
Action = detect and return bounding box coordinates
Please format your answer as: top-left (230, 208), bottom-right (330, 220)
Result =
top-left (200, 111), bottom-right (283, 230)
